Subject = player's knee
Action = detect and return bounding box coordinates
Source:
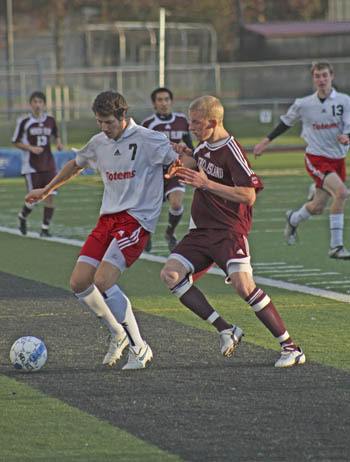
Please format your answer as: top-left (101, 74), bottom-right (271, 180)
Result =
top-left (70, 274), bottom-right (87, 294)
top-left (160, 266), bottom-right (180, 288)
top-left (307, 202), bottom-right (324, 215)
top-left (227, 266), bottom-right (255, 299)
top-left (335, 186), bottom-right (349, 202)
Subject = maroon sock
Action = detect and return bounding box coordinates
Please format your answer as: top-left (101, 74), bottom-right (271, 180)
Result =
top-left (20, 204), bottom-right (32, 218)
top-left (179, 286), bottom-right (231, 332)
top-left (43, 207), bottom-right (54, 227)
top-left (167, 209), bottom-right (183, 234)
top-left (245, 288), bottom-right (296, 347)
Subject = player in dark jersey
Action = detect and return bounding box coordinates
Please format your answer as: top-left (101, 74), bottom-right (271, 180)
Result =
top-left (12, 91), bottom-right (63, 237)
top-left (161, 95), bottom-right (305, 368)
top-left (142, 87), bottom-right (193, 252)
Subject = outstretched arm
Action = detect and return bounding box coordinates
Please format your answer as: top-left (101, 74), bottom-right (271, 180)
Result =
top-left (25, 159), bottom-right (83, 203)
top-left (253, 121), bottom-right (291, 158)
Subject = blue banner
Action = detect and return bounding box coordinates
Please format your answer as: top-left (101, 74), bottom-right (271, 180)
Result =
top-left (0, 149), bottom-right (93, 178)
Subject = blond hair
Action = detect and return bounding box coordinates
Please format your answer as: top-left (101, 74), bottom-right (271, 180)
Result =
top-left (189, 95), bottom-right (224, 124)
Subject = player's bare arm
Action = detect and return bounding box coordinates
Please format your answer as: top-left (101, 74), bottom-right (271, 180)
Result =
top-left (14, 141), bottom-right (44, 155)
top-left (56, 137), bottom-right (64, 151)
top-left (176, 167), bottom-right (256, 206)
top-left (253, 137), bottom-right (270, 157)
top-left (25, 159), bottom-right (82, 203)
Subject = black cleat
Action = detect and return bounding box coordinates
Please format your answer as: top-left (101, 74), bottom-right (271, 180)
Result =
top-left (165, 227), bottom-right (177, 252)
top-left (18, 215), bottom-right (27, 235)
top-left (40, 229), bottom-right (52, 238)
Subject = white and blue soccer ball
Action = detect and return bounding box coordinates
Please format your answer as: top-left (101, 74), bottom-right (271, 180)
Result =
top-left (10, 336), bottom-right (47, 372)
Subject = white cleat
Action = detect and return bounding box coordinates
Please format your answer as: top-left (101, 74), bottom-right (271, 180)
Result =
top-left (219, 325), bottom-right (244, 358)
top-left (328, 246), bottom-right (350, 260)
top-left (103, 334), bottom-right (129, 366)
top-left (122, 342), bottom-right (153, 370)
top-left (284, 210), bottom-right (298, 245)
top-left (274, 347), bottom-right (306, 368)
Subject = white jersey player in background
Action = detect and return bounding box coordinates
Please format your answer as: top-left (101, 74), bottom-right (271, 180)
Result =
top-left (254, 61), bottom-right (350, 259)
top-left (25, 91), bottom-right (178, 369)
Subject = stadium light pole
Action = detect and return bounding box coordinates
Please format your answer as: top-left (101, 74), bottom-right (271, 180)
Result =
top-left (159, 7), bottom-right (166, 87)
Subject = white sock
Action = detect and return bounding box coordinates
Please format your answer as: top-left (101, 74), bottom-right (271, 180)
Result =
top-left (75, 284), bottom-right (124, 337)
top-left (290, 205), bottom-right (311, 226)
top-left (103, 285), bottom-right (145, 353)
top-left (329, 213), bottom-right (344, 248)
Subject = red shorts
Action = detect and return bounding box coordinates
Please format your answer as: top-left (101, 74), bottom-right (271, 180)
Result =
top-left (305, 154), bottom-right (346, 188)
top-left (172, 228), bottom-right (251, 275)
top-left (79, 211), bottom-right (150, 268)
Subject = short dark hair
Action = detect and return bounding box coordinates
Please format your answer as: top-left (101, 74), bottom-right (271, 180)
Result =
top-left (92, 91), bottom-right (128, 120)
top-left (151, 87), bottom-right (173, 103)
top-left (29, 91), bottom-right (46, 103)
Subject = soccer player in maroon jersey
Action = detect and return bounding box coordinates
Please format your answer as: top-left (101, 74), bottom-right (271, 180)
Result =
top-left (12, 91), bottom-right (63, 237)
top-left (161, 95), bottom-right (305, 368)
top-left (142, 87), bottom-right (193, 252)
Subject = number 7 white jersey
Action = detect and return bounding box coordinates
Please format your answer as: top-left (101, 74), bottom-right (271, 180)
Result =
top-left (281, 88), bottom-right (350, 159)
top-left (75, 118), bottom-right (177, 232)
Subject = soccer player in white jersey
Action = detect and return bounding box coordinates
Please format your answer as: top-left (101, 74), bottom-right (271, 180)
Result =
top-left (254, 61), bottom-right (350, 259)
top-left (25, 91), bottom-right (178, 370)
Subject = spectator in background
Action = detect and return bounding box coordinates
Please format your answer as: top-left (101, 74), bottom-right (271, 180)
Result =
top-left (142, 87), bottom-right (193, 252)
top-left (254, 61), bottom-right (350, 259)
top-left (12, 91), bottom-right (64, 237)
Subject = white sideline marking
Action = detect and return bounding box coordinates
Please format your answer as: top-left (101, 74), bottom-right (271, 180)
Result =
top-left (1, 225), bottom-right (349, 304)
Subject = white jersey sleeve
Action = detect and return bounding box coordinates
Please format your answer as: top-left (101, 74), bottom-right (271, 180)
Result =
top-left (74, 135), bottom-right (99, 168)
top-left (145, 129), bottom-right (177, 166)
top-left (280, 99), bottom-right (302, 127)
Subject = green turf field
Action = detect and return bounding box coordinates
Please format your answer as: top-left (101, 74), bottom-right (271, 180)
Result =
top-left (0, 150), bottom-right (349, 461)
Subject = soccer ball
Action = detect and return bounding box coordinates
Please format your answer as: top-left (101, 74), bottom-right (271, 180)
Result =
top-left (9, 336), bottom-right (47, 372)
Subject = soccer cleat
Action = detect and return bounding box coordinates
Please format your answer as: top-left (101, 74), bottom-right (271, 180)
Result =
top-left (40, 229), bottom-right (52, 238)
top-left (103, 333), bottom-right (129, 366)
top-left (274, 346), bottom-right (306, 368)
top-left (145, 236), bottom-right (152, 252)
top-left (284, 210), bottom-right (298, 245)
top-left (328, 246), bottom-right (350, 260)
top-left (219, 325), bottom-right (244, 358)
top-left (165, 227), bottom-right (177, 252)
top-left (18, 214), bottom-right (27, 235)
top-left (122, 342), bottom-right (153, 370)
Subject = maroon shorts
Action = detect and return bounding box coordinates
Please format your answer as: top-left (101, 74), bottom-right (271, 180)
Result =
top-left (79, 211), bottom-right (150, 267)
top-left (164, 175), bottom-right (185, 198)
top-left (305, 154), bottom-right (346, 188)
top-left (24, 170), bottom-right (56, 192)
top-left (171, 228), bottom-right (251, 275)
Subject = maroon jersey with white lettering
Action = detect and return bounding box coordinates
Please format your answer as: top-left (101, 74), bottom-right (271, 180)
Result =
top-left (12, 113), bottom-right (58, 174)
top-left (141, 112), bottom-right (193, 148)
top-left (190, 136), bottom-right (263, 235)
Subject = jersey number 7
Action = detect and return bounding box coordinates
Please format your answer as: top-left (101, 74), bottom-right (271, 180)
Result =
top-left (129, 144), bottom-right (137, 160)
